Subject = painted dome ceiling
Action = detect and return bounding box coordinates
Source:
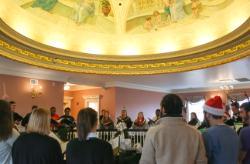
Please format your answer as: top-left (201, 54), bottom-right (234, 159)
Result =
top-left (0, 0), bottom-right (249, 74)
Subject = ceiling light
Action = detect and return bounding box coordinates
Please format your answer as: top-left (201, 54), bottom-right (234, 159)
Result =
top-left (120, 46), bottom-right (139, 55)
top-left (64, 84), bottom-right (70, 91)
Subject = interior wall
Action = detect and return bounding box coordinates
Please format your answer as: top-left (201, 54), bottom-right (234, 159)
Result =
top-left (64, 87), bottom-right (116, 119)
top-left (115, 87), bottom-right (165, 121)
top-left (0, 74), bottom-right (64, 117)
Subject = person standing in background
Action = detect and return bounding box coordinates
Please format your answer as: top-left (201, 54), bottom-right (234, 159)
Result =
top-left (50, 106), bottom-right (59, 121)
top-left (0, 100), bottom-right (19, 164)
top-left (202, 96), bottom-right (240, 164)
top-left (239, 102), bottom-right (250, 164)
top-left (66, 108), bottom-right (114, 164)
top-left (12, 108), bottom-right (63, 164)
top-left (100, 110), bottom-right (114, 129)
top-left (188, 112), bottom-right (200, 127)
top-left (9, 101), bottom-right (23, 128)
top-left (21, 105), bottom-right (38, 127)
top-left (117, 109), bottom-right (132, 129)
top-left (133, 112), bottom-right (148, 129)
top-left (140, 94), bottom-right (207, 164)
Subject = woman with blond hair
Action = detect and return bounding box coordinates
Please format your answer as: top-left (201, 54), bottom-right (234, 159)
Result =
top-left (12, 108), bottom-right (63, 164)
top-left (0, 100), bottom-right (19, 164)
top-left (66, 107), bottom-right (114, 164)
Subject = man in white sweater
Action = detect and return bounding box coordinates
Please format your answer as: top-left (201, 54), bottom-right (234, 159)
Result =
top-left (140, 94), bottom-right (207, 164)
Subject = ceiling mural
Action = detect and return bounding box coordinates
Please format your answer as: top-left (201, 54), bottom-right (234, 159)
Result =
top-left (126, 0), bottom-right (234, 33)
top-left (0, 0), bottom-right (248, 55)
top-left (18, 0), bottom-right (115, 33)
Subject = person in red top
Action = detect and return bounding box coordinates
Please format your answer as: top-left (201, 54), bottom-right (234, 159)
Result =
top-left (50, 106), bottom-right (59, 120)
top-left (133, 112), bottom-right (148, 129)
top-left (50, 107), bottom-right (60, 130)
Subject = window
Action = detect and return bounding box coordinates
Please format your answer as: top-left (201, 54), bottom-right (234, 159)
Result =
top-left (82, 95), bottom-right (100, 114)
top-left (187, 100), bottom-right (205, 122)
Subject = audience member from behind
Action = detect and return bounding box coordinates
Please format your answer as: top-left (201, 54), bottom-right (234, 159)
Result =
top-left (133, 112), bottom-right (148, 129)
top-left (9, 101), bottom-right (23, 128)
top-left (100, 110), bottom-right (114, 129)
top-left (21, 105), bottom-right (38, 127)
top-left (140, 94), bottom-right (207, 164)
top-left (202, 96), bottom-right (240, 164)
top-left (188, 112), bottom-right (200, 127)
top-left (66, 108), bottom-right (114, 164)
top-left (0, 100), bottom-right (19, 164)
top-left (12, 108), bottom-right (63, 164)
top-left (117, 109), bottom-right (132, 129)
top-left (239, 102), bottom-right (250, 164)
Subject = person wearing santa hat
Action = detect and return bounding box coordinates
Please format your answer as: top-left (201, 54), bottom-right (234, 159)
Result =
top-left (202, 96), bottom-right (240, 164)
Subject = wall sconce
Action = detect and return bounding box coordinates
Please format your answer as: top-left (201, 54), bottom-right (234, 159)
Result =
top-left (30, 79), bottom-right (42, 98)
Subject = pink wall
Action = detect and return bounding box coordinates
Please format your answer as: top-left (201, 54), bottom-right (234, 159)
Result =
top-left (115, 87), bottom-right (165, 120)
top-left (64, 87), bottom-right (165, 121)
top-left (0, 74), bottom-right (64, 117)
top-left (64, 88), bottom-right (116, 119)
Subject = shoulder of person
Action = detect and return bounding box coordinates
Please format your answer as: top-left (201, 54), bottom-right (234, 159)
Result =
top-left (90, 138), bottom-right (112, 147)
top-left (240, 126), bottom-right (250, 136)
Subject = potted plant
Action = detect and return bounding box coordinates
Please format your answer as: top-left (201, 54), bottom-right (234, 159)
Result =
top-left (101, 0), bottom-right (111, 16)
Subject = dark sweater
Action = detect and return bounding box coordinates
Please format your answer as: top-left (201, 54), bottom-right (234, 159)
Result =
top-left (66, 138), bottom-right (114, 164)
top-left (12, 132), bottom-right (63, 164)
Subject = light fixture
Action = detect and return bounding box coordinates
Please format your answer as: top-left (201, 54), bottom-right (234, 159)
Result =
top-left (64, 85), bottom-right (70, 91)
top-left (64, 83), bottom-right (73, 91)
top-left (219, 85), bottom-right (234, 94)
top-left (30, 79), bottom-right (42, 98)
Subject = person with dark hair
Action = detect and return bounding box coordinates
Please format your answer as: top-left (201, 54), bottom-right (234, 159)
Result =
top-left (202, 96), bottom-right (240, 164)
top-left (117, 109), bottom-right (132, 129)
top-left (66, 108), bottom-right (114, 164)
top-left (50, 106), bottom-right (59, 121)
top-left (59, 107), bottom-right (75, 128)
top-left (239, 102), bottom-right (250, 164)
top-left (99, 110), bottom-right (114, 129)
top-left (152, 109), bottom-right (161, 122)
top-left (21, 105), bottom-right (38, 127)
top-left (188, 112), bottom-right (200, 127)
top-left (9, 101), bottom-right (23, 127)
top-left (231, 101), bottom-right (242, 122)
top-left (12, 108), bottom-right (63, 164)
top-left (140, 94), bottom-right (207, 164)
top-left (0, 100), bottom-right (19, 164)
top-left (99, 109), bottom-right (106, 121)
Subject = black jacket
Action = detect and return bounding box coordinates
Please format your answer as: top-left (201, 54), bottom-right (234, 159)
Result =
top-left (66, 138), bottom-right (114, 164)
top-left (12, 132), bottom-right (63, 164)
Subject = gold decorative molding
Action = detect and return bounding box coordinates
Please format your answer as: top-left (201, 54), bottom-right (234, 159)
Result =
top-left (0, 36), bottom-right (249, 75)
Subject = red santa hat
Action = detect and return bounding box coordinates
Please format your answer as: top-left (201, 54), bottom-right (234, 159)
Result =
top-left (203, 96), bottom-right (224, 116)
